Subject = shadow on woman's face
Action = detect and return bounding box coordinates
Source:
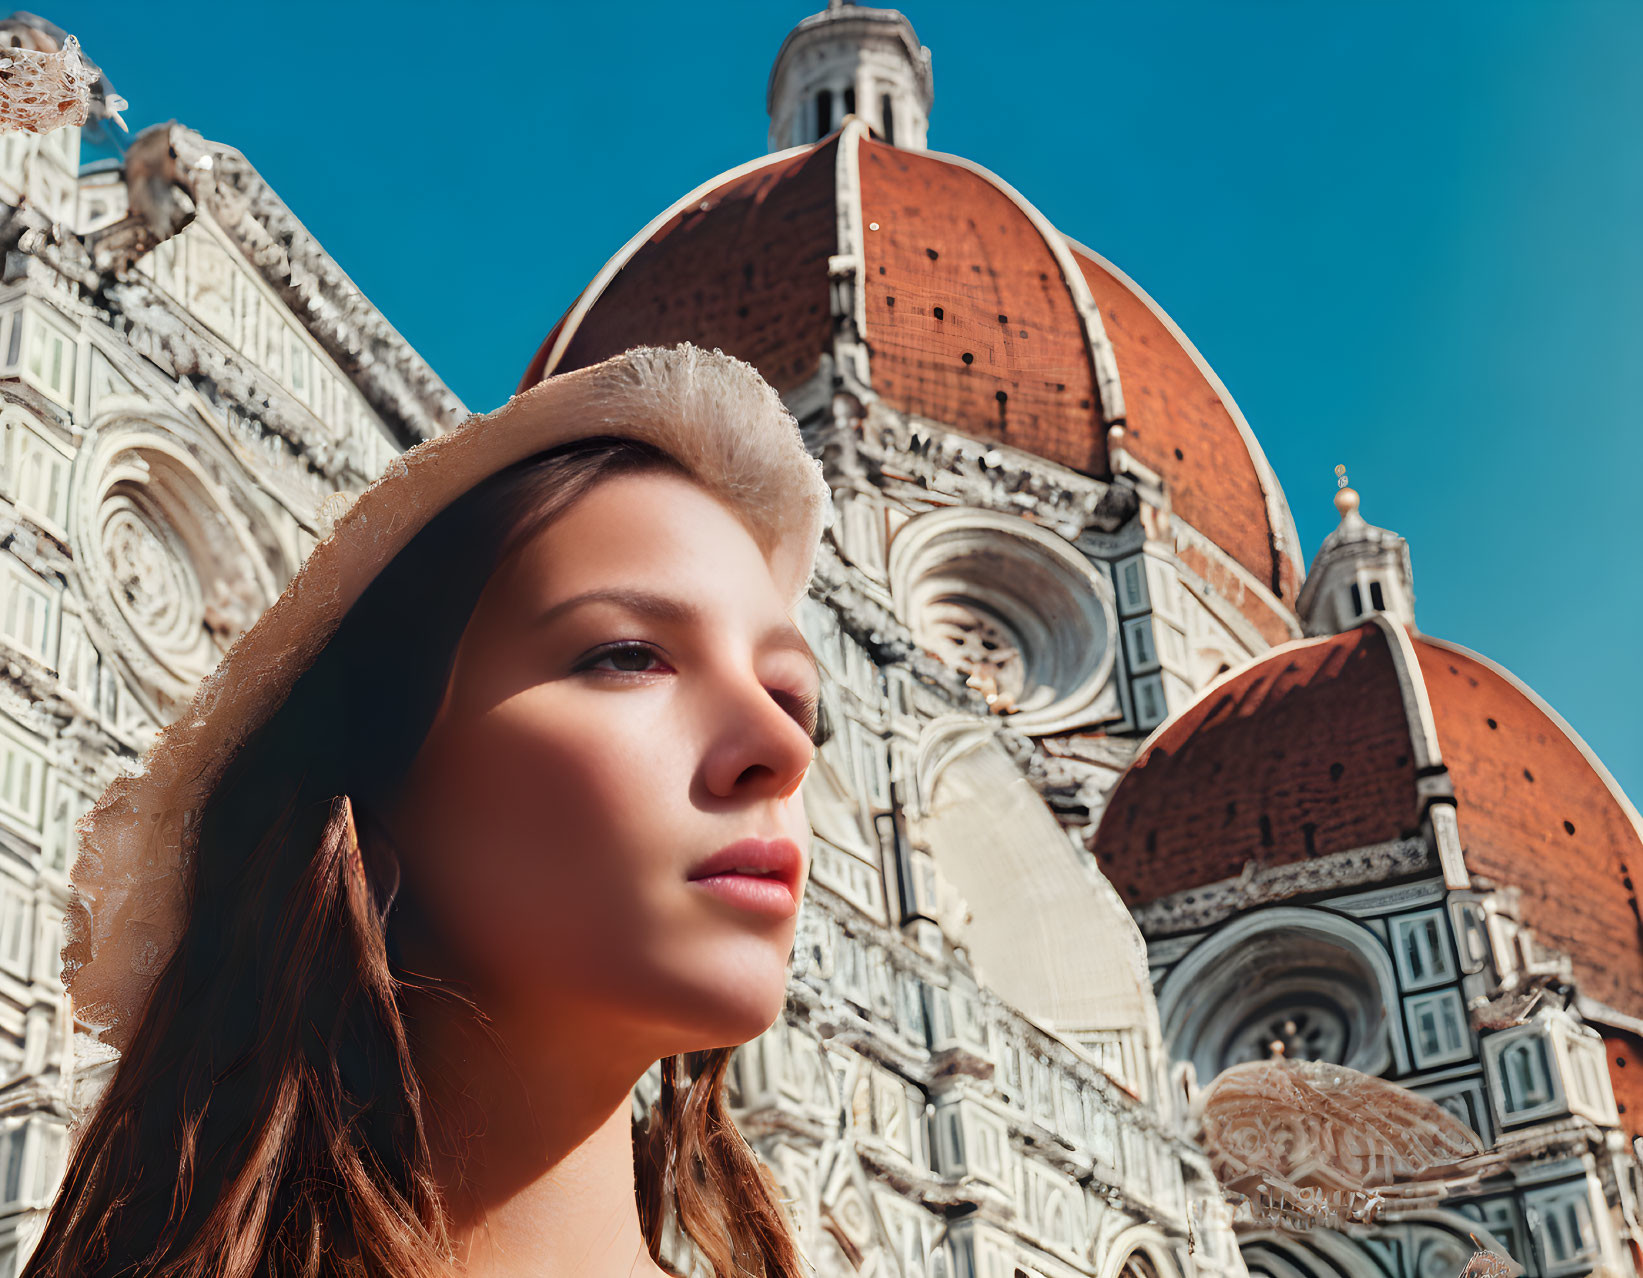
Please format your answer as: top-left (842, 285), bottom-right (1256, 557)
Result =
top-left (383, 469), bottom-right (818, 1066)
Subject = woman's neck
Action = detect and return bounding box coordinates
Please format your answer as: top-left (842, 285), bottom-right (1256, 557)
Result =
top-left (408, 992), bottom-right (675, 1278)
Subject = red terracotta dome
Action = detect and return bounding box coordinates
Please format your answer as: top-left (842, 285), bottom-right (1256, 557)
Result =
top-left (1088, 615), bottom-right (1643, 1025)
top-left (518, 121), bottom-right (1303, 616)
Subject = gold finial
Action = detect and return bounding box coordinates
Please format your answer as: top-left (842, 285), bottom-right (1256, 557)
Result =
top-left (1333, 463), bottom-right (1359, 518)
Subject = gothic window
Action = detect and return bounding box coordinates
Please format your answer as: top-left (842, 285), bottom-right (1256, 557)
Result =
top-left (1116, 554), bottom-right (1150, 614)
top-left (1406, 988), bottom-right (1470, 1067)
top-left (7, 423), bottom-right (71, 532)
top-left (0, 728), bottom-right (45, 831)
top-left (0, 558), bottom-right (54, 664)
top-left (1132, 673), bottom-right (1166, 730)
top-left (1524, 1180), bottom-right (1598, 1271)
top-left (1123, 616), bottom-right (1160, 673)
top-left (23, 318), bottom-right (74, 405)
top-left (1486, 1026), bottom-right (1561, 1122)
top-left (18, 441), bottom-right (68, 530)
top-left (1392, 908), bottom-right (1456, 991)
top-left (0, 882), bottom-right (30, 980)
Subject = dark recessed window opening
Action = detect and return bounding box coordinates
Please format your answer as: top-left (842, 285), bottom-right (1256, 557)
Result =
top-left (1564, 820), bottom-right (1577, 835)
top-left (1174, 447), bottom-right (1184, 460)
top-left (1349, 583), bottom-right (1364, 617)
top-left (881, 94), bottom-right (895, 145)
top-left (926, 247), bottom-right (940, 261)
top-left (1487, 718), bottom-right (1498, 730)
top-left (961, 351), bottom-right (974, 365)
top-left (843, 86), bottom-right (855, 117)
top-left (1370, 580), bottom-right (1386, 611)
top-left (816, 89), bottom-right (832, 141)
top-left (932, 306), bottom-right (944, 320)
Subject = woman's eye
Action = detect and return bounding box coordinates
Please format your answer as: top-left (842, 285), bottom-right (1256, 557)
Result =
top-left (583, 643), bottom-right (666, 674)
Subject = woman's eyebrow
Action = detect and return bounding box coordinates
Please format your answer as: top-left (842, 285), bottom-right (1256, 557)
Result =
top-left (531, 588), bottom-right (820, 674)
top-left (531, 587), bottom-right (695, 630)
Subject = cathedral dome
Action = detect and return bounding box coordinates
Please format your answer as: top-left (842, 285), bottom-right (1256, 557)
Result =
top-left (518, 123), bottom-right (1304, 607)
top-left (1088, 615), bottom-right (1643, 1025)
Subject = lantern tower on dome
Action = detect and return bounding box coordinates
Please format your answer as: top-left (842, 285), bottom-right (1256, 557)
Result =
top-left (766, 0), bottom-right (933, 150)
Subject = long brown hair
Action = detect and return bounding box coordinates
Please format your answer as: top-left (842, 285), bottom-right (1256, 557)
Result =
top-left (27, 438), bottom-right (808, 1278)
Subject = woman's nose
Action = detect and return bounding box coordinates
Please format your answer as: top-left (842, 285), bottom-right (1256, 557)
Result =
top-left (700, 671), bottom-right (815, 803)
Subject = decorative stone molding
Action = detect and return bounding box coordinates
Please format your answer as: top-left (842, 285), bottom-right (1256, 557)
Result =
top-left (71, 417), bottom-right (282, 711)
top-left (887, 505), bottom-right (1120, 735)
top-left (1155, 907), bottom-right (1411, 1083)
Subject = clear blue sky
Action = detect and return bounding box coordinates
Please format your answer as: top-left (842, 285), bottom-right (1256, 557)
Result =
top-left (68, 1), bottom-right (1643, 800)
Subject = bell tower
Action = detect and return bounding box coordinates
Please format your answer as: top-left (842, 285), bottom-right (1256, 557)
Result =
top-left (766, 2), bottom-right (933, 152)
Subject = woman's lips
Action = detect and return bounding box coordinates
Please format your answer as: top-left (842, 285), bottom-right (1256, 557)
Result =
top-left (687, 837), bottom-right (803, 917)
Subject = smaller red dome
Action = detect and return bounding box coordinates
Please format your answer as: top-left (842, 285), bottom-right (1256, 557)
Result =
top-left (1090, 617), bottom-right (1643, 1026)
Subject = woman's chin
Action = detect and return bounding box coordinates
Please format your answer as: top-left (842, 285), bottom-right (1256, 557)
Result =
top-left (648, 974), bottom-right (790, 1053)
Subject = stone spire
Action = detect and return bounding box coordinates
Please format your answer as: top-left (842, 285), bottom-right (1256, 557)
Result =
top-left (1296, 465), bottom-right (1417, 636)
top-left (766, 3), bottom-right (933, 153)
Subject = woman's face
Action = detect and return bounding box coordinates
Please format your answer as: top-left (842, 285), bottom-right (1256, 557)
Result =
top-left (384, 468), bottom-right (818, 1063)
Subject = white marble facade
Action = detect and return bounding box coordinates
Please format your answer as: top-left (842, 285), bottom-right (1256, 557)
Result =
top-left (11, 8), bottom-right (1640, 1278)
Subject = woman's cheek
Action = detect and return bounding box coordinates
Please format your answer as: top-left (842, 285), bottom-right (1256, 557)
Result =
top-left (451, 704), bottom-right (664, 927)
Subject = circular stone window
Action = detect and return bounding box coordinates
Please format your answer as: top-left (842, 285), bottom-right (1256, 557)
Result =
top-left (886, 506), bottom-right (1117, 735)
top-left (78, 427), bottom-right (280, 710)
top-left (1159, 914), bottom-right (1399, 1086)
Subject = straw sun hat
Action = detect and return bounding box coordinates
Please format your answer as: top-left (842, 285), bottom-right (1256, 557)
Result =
top-left (64, 343), bottom-right (833, 1053)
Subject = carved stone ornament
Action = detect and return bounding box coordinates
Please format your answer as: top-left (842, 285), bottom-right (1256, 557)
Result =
top-left (0, 31), bottom-right (93, 133)
top-left (76, 425), bottom-right (281, 710)
top-left (1194, 1053), bottom-right (1491, 1232)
